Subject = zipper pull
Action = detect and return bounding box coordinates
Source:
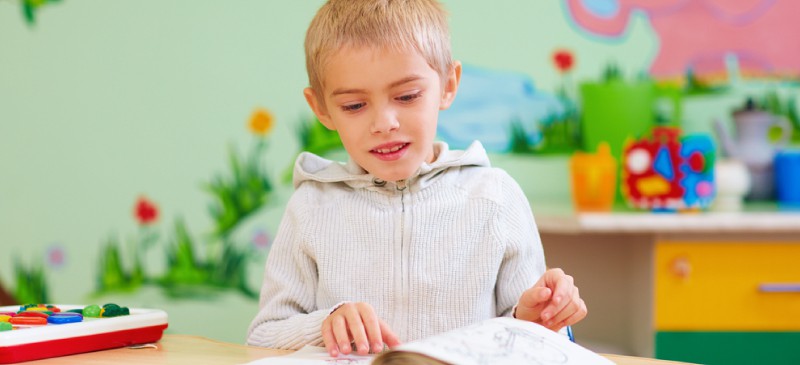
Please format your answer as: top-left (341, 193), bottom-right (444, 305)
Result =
top-left (396, 179), bottom-right (407, 191)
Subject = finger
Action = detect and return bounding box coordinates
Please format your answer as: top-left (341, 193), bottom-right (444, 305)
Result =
top-left (515, 286), bottom-right (551, 322)
top-left (331, 315), bottom-right (352, 355)
top-left (541, 275), bottom-right (574, 323)
top-left (345, 305), bottom-right (372, 355)
top-left (379, 319), bottom-right (402, 348)
top-left (518, 286), bottom-right (552, 309)
top-left (358, 306), bottom-right (384, 354)
top-left (544, 298), bottom-right (576, 329)
top-left (344, 308), bottom-right (369, 355)
top-left (546, 272), bottom-right (573, 306)
top-left (548, 289), bottom-right (586, 331)
top-left (545, 286), bottom-right (580, 327)
top-left (542, 268), bottom-right (566, 288)
top-left (322, 320), bottom-right (339, 357)
top-left (550, 298), bottom-right (587, 332)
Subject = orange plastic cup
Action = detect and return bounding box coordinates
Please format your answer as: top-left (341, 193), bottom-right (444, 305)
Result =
top-left (569, 142), bottom-right (617, 212)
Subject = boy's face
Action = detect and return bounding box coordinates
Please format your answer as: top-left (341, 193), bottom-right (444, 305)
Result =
top-left (304, 46), bottom-right (461, 182)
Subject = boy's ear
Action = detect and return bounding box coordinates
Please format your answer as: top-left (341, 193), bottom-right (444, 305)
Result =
top-left (439, 61), bottom-right (462, 111)
top-left (303, 87), bottom-right (336, 130)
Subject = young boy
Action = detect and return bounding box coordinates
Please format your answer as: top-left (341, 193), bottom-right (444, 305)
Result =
top-left (247, 0), bottom-right (587, 357)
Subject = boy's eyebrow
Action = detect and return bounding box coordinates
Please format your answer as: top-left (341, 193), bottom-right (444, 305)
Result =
top-left (329, 75), bottom-right (424, 97)
top-left (388, 75), bottom-right (424, 89)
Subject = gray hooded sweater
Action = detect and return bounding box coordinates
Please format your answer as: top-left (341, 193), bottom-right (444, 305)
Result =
top-left (246, 141), bottom-right (546, 349)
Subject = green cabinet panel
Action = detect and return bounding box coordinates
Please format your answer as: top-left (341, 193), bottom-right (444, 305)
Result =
top-left (656, 331), bottom-right (800, 365)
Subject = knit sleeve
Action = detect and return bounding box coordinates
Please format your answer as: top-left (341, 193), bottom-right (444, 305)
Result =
top-left (493, 171), bottom-right (547, 317)
top-left (246, 188), bottom-right (331, 349)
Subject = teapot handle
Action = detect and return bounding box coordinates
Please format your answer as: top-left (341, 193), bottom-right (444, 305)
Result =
top-left (713, 118), bottom-right (735, 158)
top-left (772, 117), bottom-right (794, 148)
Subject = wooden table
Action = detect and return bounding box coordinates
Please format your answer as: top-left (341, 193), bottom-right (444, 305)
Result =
top-left (18, 334), bottom-right (695, 365)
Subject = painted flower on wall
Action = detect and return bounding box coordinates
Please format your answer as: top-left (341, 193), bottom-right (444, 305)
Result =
top-left (249, 108), bottom-right (274, 136)
top-left (508, 48), bottom-right (582, 154)
top-left (47, 244), bottom-right (65, 268)
top-left (134, 196), bottom-right (159, 225)
top-left (251, 229), bottom-right (271, 250)
top-left (95, 107), bottom-right (276, 300)
top-left (552, 49), bottom-right (575, 74)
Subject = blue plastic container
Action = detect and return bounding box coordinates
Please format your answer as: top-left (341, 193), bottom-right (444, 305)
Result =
top-left (775, 149), bottom-right (800, 208)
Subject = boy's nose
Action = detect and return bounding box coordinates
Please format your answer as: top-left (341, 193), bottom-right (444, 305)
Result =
top-left (370, 109), bottom-right (400, 134)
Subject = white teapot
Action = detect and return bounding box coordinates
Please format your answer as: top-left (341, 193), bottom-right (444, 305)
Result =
top-left (714, 99), bottom-right (792, 200)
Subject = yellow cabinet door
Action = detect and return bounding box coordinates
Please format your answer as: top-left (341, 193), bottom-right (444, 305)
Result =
top-left (655, 241), bottom-right (800, 330)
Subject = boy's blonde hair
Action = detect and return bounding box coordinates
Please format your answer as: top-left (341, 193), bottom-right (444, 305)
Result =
top-left (305, 0), bottom-right (452, 104)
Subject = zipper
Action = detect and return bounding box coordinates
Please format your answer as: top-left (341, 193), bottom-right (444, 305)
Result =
top-left (395, 179), bottom-right (409, 340)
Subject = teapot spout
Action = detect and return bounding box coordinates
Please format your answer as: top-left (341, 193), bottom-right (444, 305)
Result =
top-left (713, 118), bottom-right (735, 158)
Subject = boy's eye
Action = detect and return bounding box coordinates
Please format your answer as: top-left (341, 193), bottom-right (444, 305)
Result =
top-left (341, 103), bottom-right (365, 112)
top-left (396, 92), bottom-right (422, 103)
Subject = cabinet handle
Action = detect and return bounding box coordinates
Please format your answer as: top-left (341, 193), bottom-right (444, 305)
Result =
top-left (670, 256), bottom-right (691, 279)
top-left (758, 283), bottom-right (800, 293)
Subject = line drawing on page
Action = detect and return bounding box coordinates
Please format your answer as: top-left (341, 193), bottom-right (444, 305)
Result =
top-left (323, 359), bottom-right (371, 365)
top-left (423, 322), bottom-right (569, 365)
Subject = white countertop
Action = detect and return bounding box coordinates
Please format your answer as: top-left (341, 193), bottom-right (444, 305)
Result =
top-left (532, 200), bottom-right (800, 234)
top-left (537, 211), bottom-right (800, 234)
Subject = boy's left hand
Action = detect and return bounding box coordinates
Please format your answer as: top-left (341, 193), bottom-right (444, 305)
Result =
top-left (514, 268), bottom-right (587, 332)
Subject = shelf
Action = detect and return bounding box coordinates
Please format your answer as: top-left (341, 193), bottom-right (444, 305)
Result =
top-left (536, 211), bottom-right (800, 234)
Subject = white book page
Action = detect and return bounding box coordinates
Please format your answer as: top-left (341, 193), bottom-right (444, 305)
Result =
top-left (393, 317), bottom-right (614, 365)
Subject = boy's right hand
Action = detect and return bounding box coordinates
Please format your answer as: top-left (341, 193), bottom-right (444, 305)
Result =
top-left (322, 302), bottom-right (401, 357)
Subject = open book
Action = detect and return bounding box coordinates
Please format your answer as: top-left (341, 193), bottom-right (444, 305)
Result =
top-left (245, 317), bottom-right (612, 365)
top-left (371, 317), bottom-right (612, 365)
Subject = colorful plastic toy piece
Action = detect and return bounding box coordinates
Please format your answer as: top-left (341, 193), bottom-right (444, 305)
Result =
top-left (83, 305), bottom-right (101, 318)
top-left (16, 311), bottom-right (49, 318)
top-left (10, 316), bottom-right (47, 325)
top-left (47, 313), bottom-right (83, 324)
top-left (622, 127), bottom-right (715, 211)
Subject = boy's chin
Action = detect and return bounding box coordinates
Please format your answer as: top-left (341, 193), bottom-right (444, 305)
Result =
top-left (372, 172), bottom-right (414, 183)
top-left (369, 166), bottom-right (417, 183)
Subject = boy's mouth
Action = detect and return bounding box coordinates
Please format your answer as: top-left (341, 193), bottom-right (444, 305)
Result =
top-left (370, 142), bottom-right (410, 161)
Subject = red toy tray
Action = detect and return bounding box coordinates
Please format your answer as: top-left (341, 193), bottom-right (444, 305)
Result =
top-left (0, 304), bottom-right (168, 364)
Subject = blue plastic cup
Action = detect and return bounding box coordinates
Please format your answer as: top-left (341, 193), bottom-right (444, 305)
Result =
top-left (775, 149), bottom-right (800, 209)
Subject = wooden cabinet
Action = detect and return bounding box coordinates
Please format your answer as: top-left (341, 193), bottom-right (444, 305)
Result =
top-left (538, 212), bottom-right (800, 362)
top-left (654, 241), bottom-right (800, 364)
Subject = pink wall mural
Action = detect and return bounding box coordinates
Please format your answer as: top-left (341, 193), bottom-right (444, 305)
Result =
top-left (565, 0), bottom-right (800, 80)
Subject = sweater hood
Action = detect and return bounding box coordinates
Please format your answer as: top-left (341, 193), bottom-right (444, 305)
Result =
top-left (292, 141), bottom-right (490, 190)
